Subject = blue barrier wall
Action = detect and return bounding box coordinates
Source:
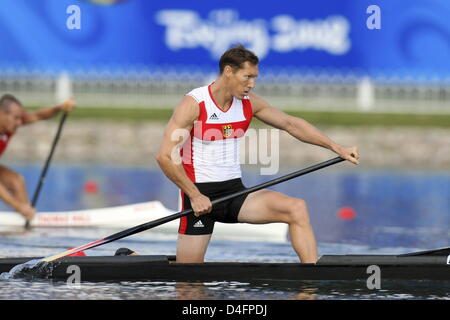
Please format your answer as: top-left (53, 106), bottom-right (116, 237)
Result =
top-left (0, 0), bottom-right (448, 80)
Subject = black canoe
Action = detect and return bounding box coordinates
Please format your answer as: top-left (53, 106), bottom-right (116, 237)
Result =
top-left (0, 247), bottom-right (449, 282)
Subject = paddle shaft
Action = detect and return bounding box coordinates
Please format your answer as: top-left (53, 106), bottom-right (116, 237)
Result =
top-left (26, 112), bottom-right (68, 228)
top-left (43, 156), bottom-right (345, 262)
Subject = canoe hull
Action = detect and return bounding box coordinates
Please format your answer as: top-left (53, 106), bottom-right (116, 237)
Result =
top-left (1, 254), bottom-right (448, 282)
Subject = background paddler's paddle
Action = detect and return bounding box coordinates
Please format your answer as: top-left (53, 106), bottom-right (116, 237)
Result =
top-left (25, 111), bottom-right (69, 229)
top-left (42, 156), bottom-right (346, 262)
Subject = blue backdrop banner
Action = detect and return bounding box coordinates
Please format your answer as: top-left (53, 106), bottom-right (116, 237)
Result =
top-left (0, 0), bottom-right (448, 80)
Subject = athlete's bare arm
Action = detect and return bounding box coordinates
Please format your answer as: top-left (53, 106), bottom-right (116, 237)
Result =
top-left (21, 98), bottom-right (76, 125)
top-left (156, 96), bottom-right (212, 216)
top-left (250, 93), bottom-right (360, 164)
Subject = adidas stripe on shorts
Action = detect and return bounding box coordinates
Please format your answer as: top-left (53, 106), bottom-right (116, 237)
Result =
top-left (178, 178), bottom-right (248, 235)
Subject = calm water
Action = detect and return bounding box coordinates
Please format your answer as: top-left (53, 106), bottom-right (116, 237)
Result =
top-left (0, 164), bottom-right (449, 300)
top-left (1, 230), bottom-right (449, 300)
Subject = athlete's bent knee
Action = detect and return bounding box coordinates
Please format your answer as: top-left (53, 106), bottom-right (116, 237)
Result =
top-left (288, 198), bottom-right (310, 226)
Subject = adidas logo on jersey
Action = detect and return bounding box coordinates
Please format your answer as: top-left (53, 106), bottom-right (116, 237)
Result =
top-left (209, 113), bottom-right (219, 120)
top-left (193, 220), bottom-right (204, 228)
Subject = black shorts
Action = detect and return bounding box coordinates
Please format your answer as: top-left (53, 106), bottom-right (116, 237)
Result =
top-left (178, 178), bottom-right (248, 235)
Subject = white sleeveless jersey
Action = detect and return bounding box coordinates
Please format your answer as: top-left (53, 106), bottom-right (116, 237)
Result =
top-left (181, 84), bottom-right (253, 183)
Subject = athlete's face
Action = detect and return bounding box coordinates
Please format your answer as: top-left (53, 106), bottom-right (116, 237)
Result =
top-left (226, 62), bottom-right (259, 99)
top-left (0, 103), bottom-right (23, 134)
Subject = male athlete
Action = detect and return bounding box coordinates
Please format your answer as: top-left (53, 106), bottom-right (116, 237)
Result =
top-left (156, 45), bottom-right (360, 263)
top-left (0, 94), bottom-right (75, 221)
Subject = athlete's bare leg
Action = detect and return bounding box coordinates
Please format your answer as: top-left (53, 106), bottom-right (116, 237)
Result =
top-left (0, 165), bottom-right (30, 204)
top-left (238, 190), bottom-right (318, 263)
top-left (176, 233), bottom-right (212, 263)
